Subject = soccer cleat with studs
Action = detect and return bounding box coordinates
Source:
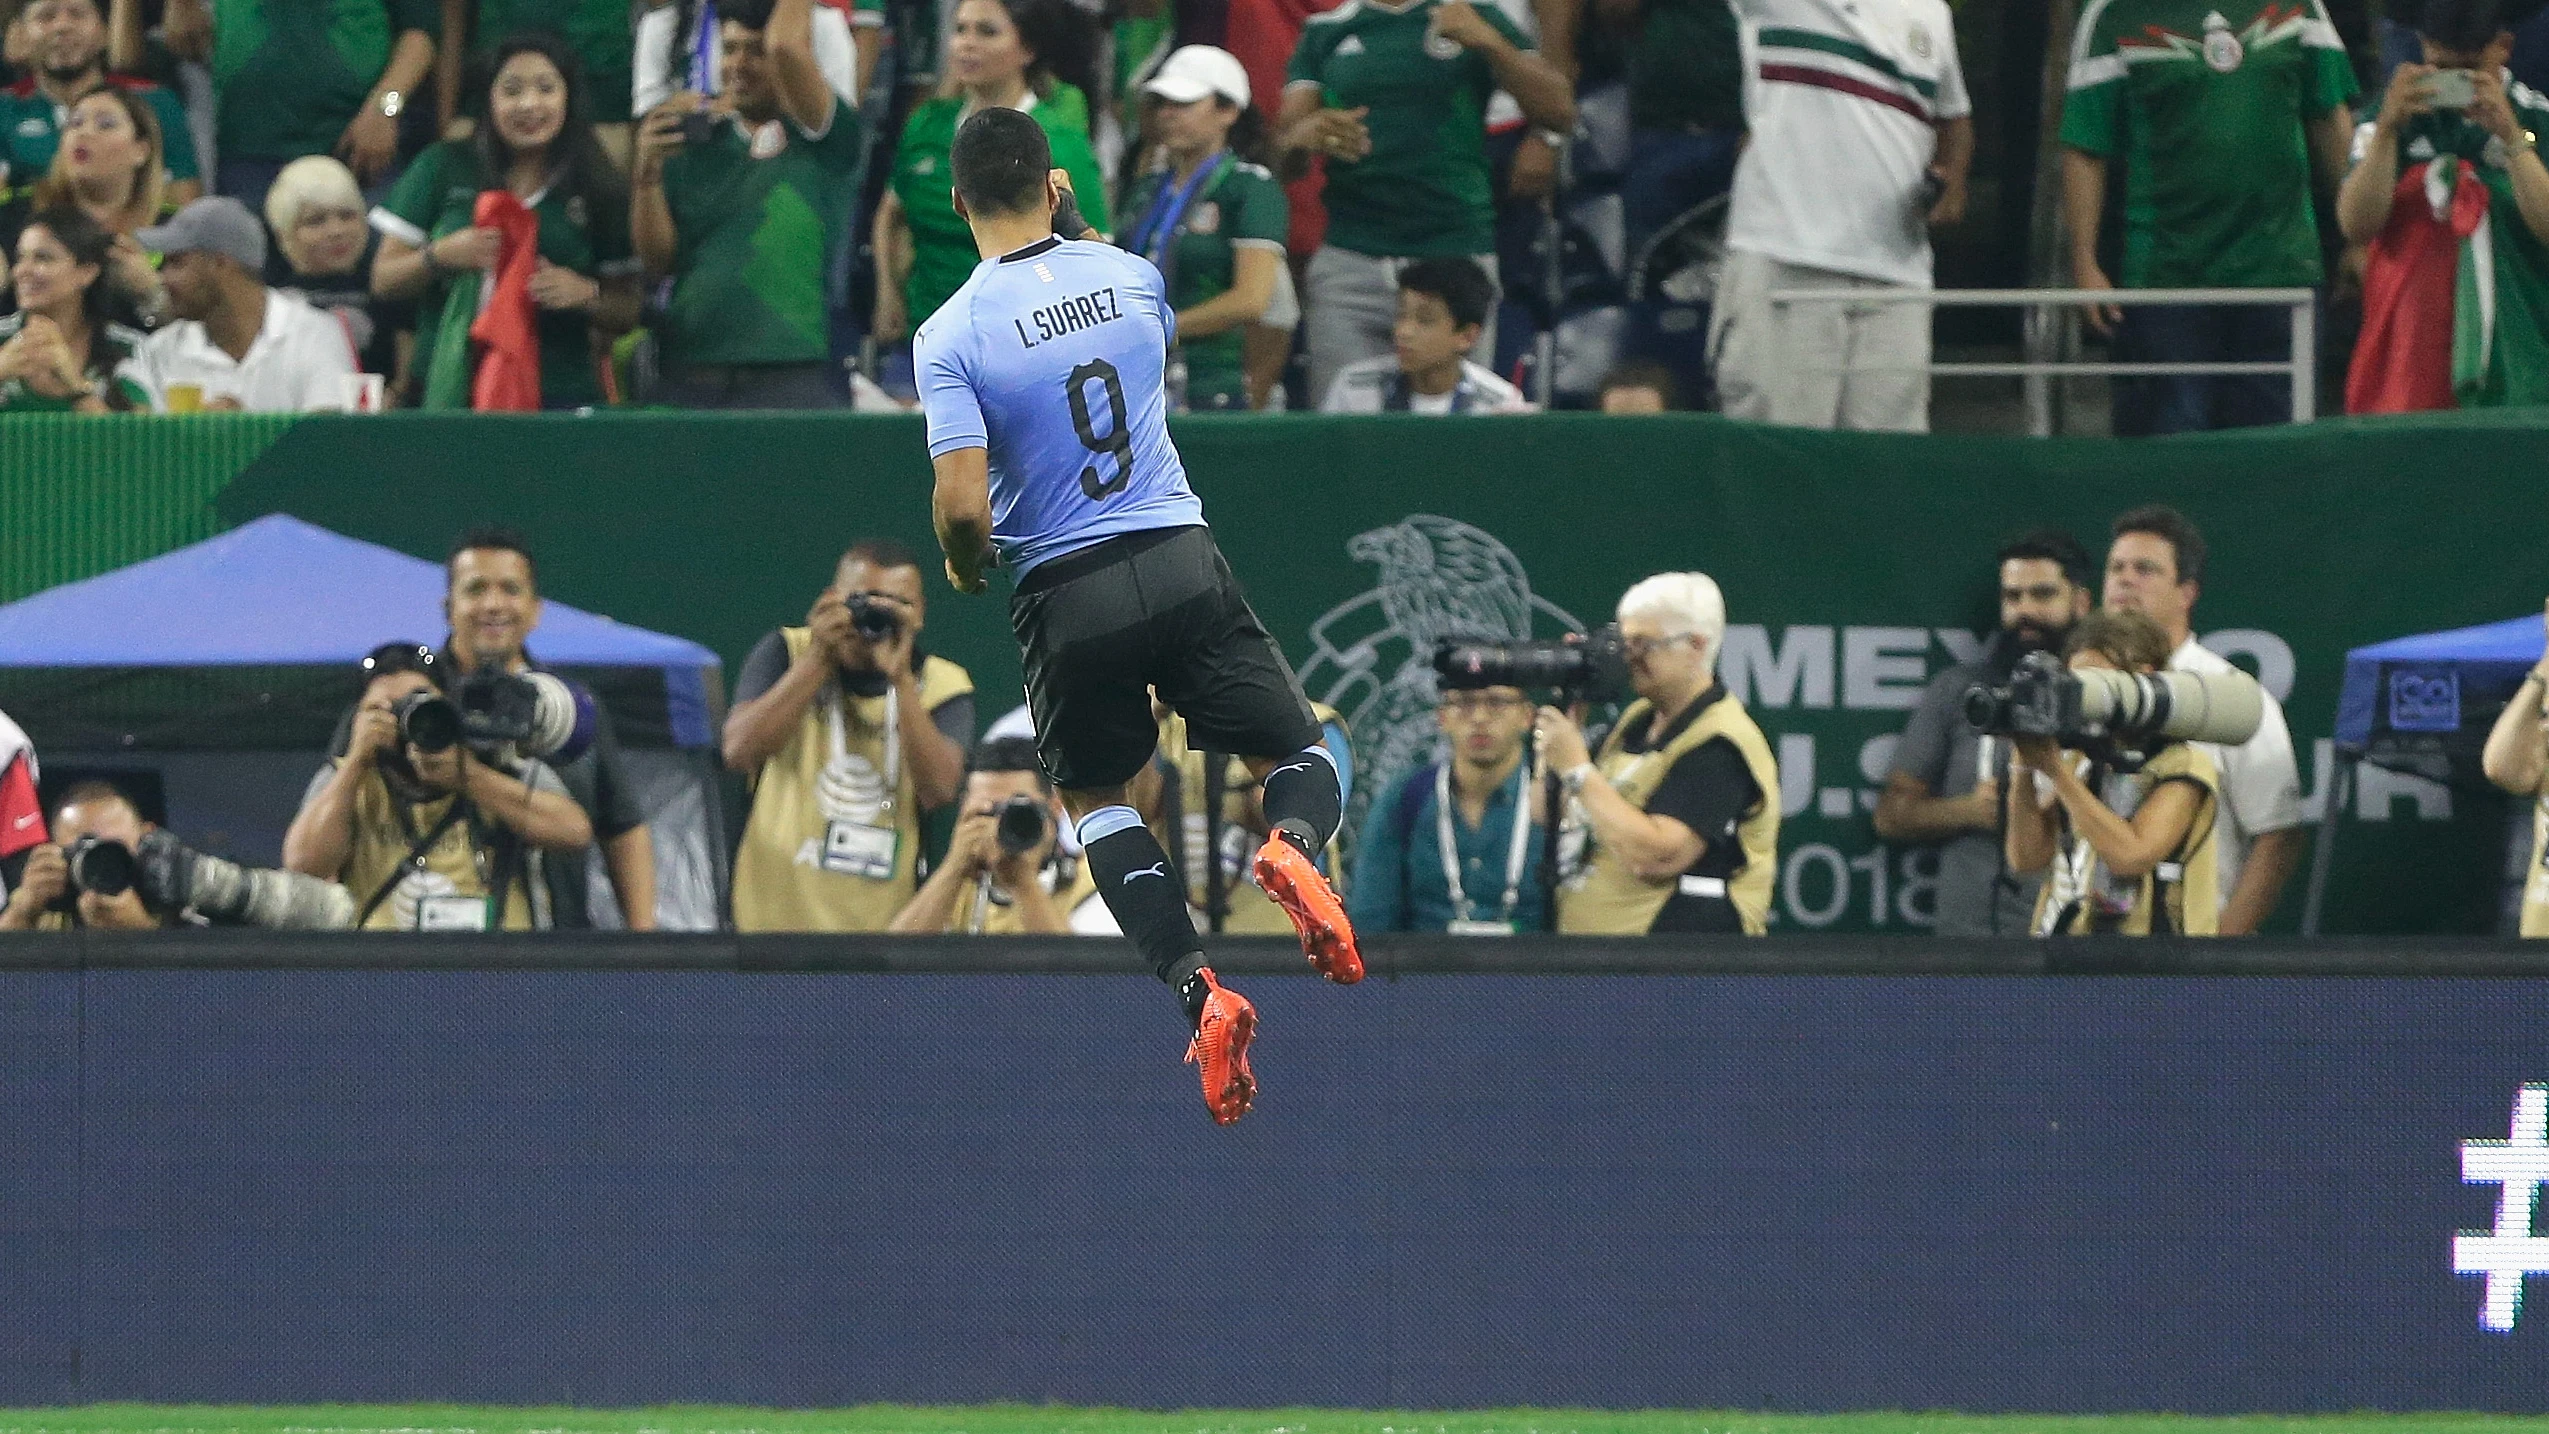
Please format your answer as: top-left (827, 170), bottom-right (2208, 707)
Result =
top-left (1253, 832), bottom-right (1364, 984)
top-left (1184, 966), bottom-right (1257, 1126)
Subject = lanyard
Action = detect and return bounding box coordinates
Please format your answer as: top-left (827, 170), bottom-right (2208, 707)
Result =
top-left (824, 680), bottom-right (900, 813)
top-left (1437, 760), bottom-right (1532, 925)
top-left (1130, 152), bottom-right (1229, 265)
top-left (687, 0), bottom-right (720, 94)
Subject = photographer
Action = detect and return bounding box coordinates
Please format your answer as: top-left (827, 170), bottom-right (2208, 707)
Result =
top-left (2103, 506), bottom-right (2305, 933)
top-left (1350, 682), bottom-right (1547, 934)
top-left (2004, 610), bottom-right (2222, 937)
top-left (725, 539), bottom-right (973, 932)
top-left (1, 779), bottom-right (358, 931)
top-left (2480, 597), bottom-right (2549, 935)
top-left (439, 528), bottom-right (655, 930)
top-left (888, 737), bottom-right (1115, 935)
top-left (1, 780), bottom-right (156, 929)
top-left (1875, 528), bottom-right (2092, 936)
top-left (1541, 572), bottom-right (1781, 935)
top-left (284, 645), bottom-right (592, 931)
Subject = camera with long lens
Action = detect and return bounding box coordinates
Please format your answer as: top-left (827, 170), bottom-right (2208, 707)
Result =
top-left (1962, 650), bottom-right (2265, 746)
top-left (993, 795), bottom-right (1049, 856)
top-left (391, 688), bottom-right (463, 752)
top-left (51, 835), bottom-right (138, 910)
top-left (1433, 625), bottom-right (1634, 704)
top-left (454, 669), bottom-right (593, 762)
top-left (845, 594), bottom-right (903, 642)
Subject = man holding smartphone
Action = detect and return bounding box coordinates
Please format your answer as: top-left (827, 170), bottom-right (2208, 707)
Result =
top-left (2338, 0), bottom-right (2549, 411)
top-left (631, 0), bottom-right (860, 408)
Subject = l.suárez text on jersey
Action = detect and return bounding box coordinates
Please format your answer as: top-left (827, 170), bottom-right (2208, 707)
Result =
top-left (1013, 287), bottom-right (1124, 348)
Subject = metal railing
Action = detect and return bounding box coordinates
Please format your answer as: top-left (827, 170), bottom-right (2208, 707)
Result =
top-left (1763, 286), bottom-right (2318, 436)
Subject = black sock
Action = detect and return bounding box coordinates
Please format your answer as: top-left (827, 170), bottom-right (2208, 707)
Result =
top-left (1076, 806), bottom-right (1206, 997)
top-left (1172, 958), bottom-right (1211, 1029)
top-left (1260, 746), bottom-right (1343, 856)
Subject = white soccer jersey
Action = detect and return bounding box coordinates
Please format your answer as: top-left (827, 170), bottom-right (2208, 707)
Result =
top-left (1724, 0), bottom-right (1970, 287)
top-left (2173, 636), bottom-right (2306, 913)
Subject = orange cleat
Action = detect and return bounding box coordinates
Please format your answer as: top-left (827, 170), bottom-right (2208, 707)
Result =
top-left (1254, 832), bottom-right (1364, 984)
top-left (1184, 967), bottom-right (1256, 1126)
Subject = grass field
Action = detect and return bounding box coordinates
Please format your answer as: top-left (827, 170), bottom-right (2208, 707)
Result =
top-left (2, 1410), bottom-right (2547, 1434)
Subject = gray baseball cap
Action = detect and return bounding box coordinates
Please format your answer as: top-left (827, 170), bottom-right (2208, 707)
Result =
top-left (137, 196), bottom-right (267, 272)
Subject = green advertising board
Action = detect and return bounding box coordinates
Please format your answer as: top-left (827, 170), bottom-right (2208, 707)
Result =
top-left (2, 408), bottom-right (2534, 934)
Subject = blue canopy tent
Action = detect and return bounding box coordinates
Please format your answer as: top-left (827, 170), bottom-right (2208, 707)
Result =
top-left (0, 515), bottom-right (729, 928)
top-left (2301, 615), bottom-right (2540, 933)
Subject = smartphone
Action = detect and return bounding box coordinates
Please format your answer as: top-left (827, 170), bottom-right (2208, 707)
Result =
top-left (678, 110), bottom-right (718, 146)
top-left (2428, 68), bottom-right (2478, 109)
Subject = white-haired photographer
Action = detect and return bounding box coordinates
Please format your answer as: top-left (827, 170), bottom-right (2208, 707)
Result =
top-left (1537, 572), bottom-right (1782, 935)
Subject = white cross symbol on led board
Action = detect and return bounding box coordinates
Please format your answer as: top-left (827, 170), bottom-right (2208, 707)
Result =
top-left (2454, 1084), bottom-right (2549, 1331)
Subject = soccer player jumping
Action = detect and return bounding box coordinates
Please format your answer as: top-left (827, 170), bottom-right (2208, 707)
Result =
top-left (915, 108), bottom-right (1361, 1127)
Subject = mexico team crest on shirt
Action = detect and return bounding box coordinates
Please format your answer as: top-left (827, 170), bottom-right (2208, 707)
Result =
top-left (751, 120), bottom-right (789, 159)
top-left (1906, 22), bottom-right (1932, 59)
top-left (1423, 29), bottom-right (1462, 60)
top-left (1187, 200), bottom-right (1221, 235)
top-left (2202, 12), bottom-right (2244, 72)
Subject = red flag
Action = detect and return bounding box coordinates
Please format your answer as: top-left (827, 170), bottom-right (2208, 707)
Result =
top-left (469, 189), bottom-right (544, 412)
top-left (2348, 158), bottom-right (2489, 416)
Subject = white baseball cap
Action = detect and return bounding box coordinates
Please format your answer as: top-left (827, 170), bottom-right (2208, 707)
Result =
top-left (1143, 44), bottom-right (1250, 108)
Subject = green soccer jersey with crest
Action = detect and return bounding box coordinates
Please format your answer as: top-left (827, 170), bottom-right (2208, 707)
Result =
top-left (1119, 154), bottom-right (1288, 407)
top-left (1286, 0), bottom-right (1531, 258)
top-left (2061, 0), bottom-right (2359, 287)
top-left (659, 103), bottom-right (864, 367)
top-left (212, 0), bottom-right (440, 161)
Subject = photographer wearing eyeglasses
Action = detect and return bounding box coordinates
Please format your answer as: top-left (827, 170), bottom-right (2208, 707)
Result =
top-left (1539, 572), bottom-right (1781, 935)
top-left (724, 538), bottom-right (974, 932)
top-left (283, 644), bottom-right (594, 931)
top-left (1349, 683), bottom-right (1547, 935)
top-left (888, 737), bottom-right (1115, 935)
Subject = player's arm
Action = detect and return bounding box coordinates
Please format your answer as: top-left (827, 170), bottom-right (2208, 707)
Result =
top-left (933, 446), bottom-right (995, 595)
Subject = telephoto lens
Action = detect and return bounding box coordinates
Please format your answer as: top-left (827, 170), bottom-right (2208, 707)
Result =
top-left (994, 795), bottom-right (1049, 855)
top-left (63, 835), bottom-right (138, 897)
top-left (392, 689), bottom-right (464, 752)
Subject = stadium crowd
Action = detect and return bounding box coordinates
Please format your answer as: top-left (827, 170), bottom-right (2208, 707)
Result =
top-left (0, 502), bottom-right (2325, 939)
top-left (6, 0), bottom-right (2542, 423)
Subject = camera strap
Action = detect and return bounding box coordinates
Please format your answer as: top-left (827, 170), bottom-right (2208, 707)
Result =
top-left (825, 683), bottom-right (900, 814)
top-left (1437, 759), bottom-right (1533, 927)
top-left (356, 793), bottom-right (475, 928)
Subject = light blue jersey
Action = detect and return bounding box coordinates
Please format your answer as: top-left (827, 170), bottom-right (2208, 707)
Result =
top-left (916, 236), bottom-right (1207, 577)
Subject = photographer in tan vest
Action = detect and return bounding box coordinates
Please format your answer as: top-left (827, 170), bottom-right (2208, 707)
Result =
top-left (1541, 572), bottom-right (1780, 935)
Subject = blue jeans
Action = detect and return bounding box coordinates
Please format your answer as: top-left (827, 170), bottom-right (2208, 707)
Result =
top-left (1621, 127), bottom-right (1740, 408)
top-left (2109, 302), bottom-right (2302, 436)
top-left (1622, 127), bottom-right (1741, 269)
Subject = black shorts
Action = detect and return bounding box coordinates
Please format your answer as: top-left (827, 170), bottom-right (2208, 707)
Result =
top-left (1010, 525), bottom-right (1321, 790)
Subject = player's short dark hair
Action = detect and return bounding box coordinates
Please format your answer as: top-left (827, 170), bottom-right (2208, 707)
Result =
top-left (1398, 256), bottom-right (1498, 332)
top-left (2414, 0), bottom-right (2515, 49)
top-left (721, 0), bottom-right (777, 30)
top-left (1994, 527), bottom-right (2093, 592)
top-left (2110, 505), bottom-right (2207, 586)
top-left (1597, 361), bottom-right (1680, 410)
top-left (449, 524), bottom-right (539, 591)
top-left (951, 106), bottom-right (1054, 218)
top-left (841, 537), bottom-right (922, 574)
top-left (968, 736), bottom-right (1053, 790)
